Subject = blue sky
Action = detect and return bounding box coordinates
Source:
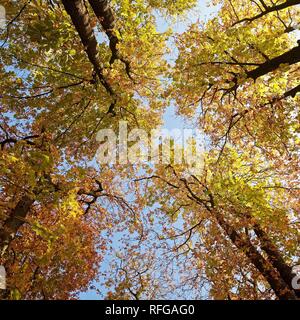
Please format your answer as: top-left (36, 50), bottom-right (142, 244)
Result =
top-left (79, 1), bottom-right (220, 300)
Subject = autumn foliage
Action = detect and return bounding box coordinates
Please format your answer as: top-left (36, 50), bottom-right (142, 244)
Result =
top-left (0, 0), bottom-right (299, 300)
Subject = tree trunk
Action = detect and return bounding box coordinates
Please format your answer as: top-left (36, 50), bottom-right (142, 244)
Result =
top-left (61, 0), bottom-right (115, 97)
top-left (88, 0), bottom-right (119, 63)
top-left (213, 209), bottom-right (297, 300)
top-left (0, 195), bottom-right (34, 256)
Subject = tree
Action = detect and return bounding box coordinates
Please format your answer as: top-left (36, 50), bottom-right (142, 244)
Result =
top-left (145, 0), bottom-right (300, 299)
top-left (0, 0), bottom-right (196, 299)
top-left (0, 0), bottom-right (299, 300)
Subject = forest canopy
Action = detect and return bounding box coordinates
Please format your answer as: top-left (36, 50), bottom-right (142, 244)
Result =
top-left (0, 0), bottom-right (299, 300)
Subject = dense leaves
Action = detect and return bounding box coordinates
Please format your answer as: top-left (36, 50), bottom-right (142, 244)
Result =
top-left (0, 0), bottom-right (299, 300)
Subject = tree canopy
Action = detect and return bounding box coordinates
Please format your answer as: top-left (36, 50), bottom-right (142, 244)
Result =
top-left (0, 0), bottom-right (299, 300)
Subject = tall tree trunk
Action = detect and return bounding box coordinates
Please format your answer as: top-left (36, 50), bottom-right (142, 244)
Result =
top-left (253, 224), bottom-right (300, 297)
top-left (88, 0), bottom-right (118, 63)
top-left (212, 208), bottom-right (297, 300)
top-left (239, 209), bottom-right (299, 296)
top-left (0, 195), bottom-right (34, 257)
top-left (88, 0), bottom-right (131, 74)
top-left (61, 0), bottom-right (116, 102)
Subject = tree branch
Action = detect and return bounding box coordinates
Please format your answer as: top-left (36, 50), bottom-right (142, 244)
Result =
top-left (245, 45), bottom-right (300, 81)
top-left (88, 0), bottom-right (133, 78)
top-left (61, 0), bottom-right (116, 114)
top-left (232, 0), bottom-right (300, 26)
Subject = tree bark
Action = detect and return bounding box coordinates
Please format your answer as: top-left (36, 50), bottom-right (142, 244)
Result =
top-left (246, 45), bottom-right (300, 81)
top-left (240, 209), bottom-right (299, 296)
top-left (61, 0), bottom-right (115, 98)
top-left (88, 0), bottom-right (119, 63)
top-left (0, 195), bottom-right (34, 256)
top-left (284, 84), bottom-right (300, 98)
top-left (213, 209), bottom-right (297, 299)
top-left (253, 224), bottom-right (300, 297)
top-left (88, 0), bottom-right (132, 76)
top-left (233, 0), bottom-right (300, 25)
